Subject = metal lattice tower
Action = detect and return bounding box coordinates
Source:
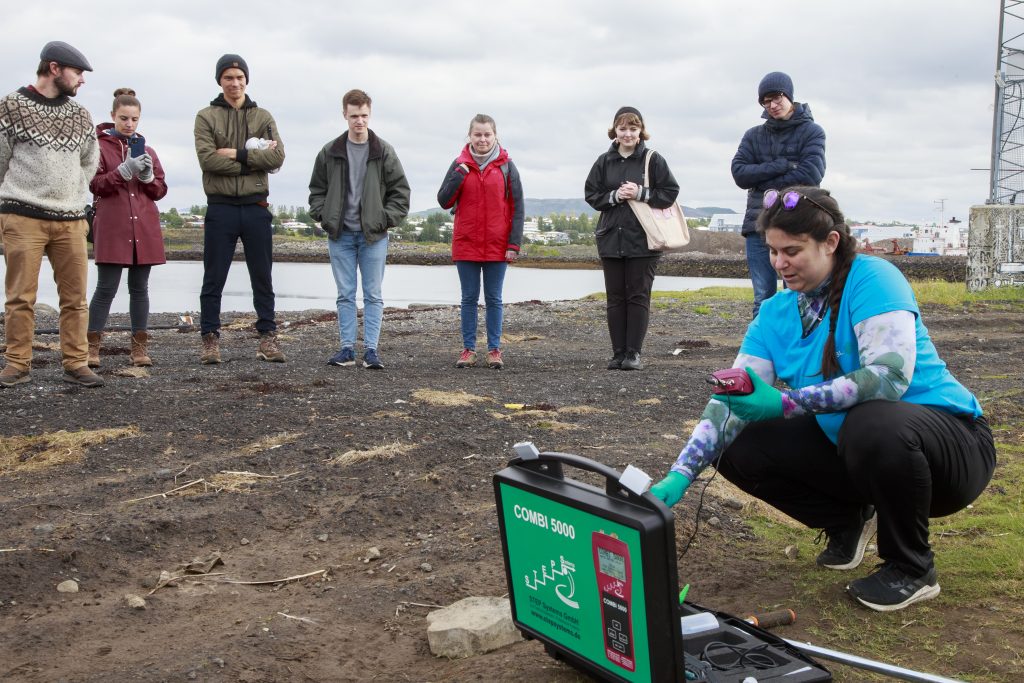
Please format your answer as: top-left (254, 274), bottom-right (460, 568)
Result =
top-left (990, 0), bottom-right (1024, 203)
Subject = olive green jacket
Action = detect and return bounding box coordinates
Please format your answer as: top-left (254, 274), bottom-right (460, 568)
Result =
top-left (194, 94), bottom-right (285, 203)
top-left (308, 130), bottom-right (410, 242)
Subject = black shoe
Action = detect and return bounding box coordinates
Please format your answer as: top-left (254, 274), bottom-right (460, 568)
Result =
top-left (847, 562), bottom-right (940, 612)
top-left (815, 506), bottom-right (877, 570)
top-left (620, 351), bottom-right (643, 371)
top-left (607, 353), bottom-right (625, 370)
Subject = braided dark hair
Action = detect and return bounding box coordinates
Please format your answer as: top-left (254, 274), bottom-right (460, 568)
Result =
top-left (756, 186), bottom-right (856, 379)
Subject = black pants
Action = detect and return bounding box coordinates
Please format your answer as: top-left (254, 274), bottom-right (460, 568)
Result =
top-left (88, 264), bottom-right (151, 333)
top-left (716, 401), bottom-right (996, 576)
top-left (200, 203), bottom-right (276, 335)
top-left (601, 256), bottom-right (658, 355)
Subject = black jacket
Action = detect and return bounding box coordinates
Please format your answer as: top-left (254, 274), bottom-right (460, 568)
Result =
top-left (731, 103), bottom-right (826, 236)
top-left (584, 141), bottom-right (679, 258)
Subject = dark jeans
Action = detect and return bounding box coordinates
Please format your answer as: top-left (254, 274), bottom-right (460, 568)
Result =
top-left (200, 203), bottom-right (276, 335)
top-left (745, 233), bottom-right (778, 318)
top-left (716, 401), bottom-right (996, 576)
top-left (601, 255), bottom-right (658, 355)
top-left (88, 264), bottom-right (151, 332)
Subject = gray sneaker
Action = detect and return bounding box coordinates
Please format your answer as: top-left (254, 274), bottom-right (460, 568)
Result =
top-left (847, 562), bottom-right (940, 612)
top-left (621, 352), bottom-right (644, 371)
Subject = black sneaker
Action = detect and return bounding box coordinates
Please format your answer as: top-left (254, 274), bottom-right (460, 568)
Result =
top-left (607, 353), bottom-right (625, 370)
top-left (847, 562), bottom-right (940, 612)
top-left (621, 351), bottom-right (644, 371)
top-left (363, 348), bottom-right (384, 370)
top-left (815, 506), bottom-right (877, 570)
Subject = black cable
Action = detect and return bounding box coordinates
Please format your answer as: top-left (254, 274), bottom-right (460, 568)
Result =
top-left (702, 640), bottom-right (778, 671)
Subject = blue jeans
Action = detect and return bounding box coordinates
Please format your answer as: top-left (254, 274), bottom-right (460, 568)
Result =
top-left (328, 231), bottom-right (388, 350)
top-left (456, 260), bottom-right (507, 350)
top-left (200, 203), bottom-right (276, 335)
top-left (745, 233), bottom-right (778, 318)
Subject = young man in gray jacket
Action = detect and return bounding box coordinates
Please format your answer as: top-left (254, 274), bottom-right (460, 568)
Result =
top-left (308, 89), bottom-right (410, 370)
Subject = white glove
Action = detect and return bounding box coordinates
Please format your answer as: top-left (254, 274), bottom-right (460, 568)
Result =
top-left (138, 154), bottom-right (154, 184)
top-left (244, 137), bottom-right (279, 173)
top-left (117, 155), bottom-right (147, 181)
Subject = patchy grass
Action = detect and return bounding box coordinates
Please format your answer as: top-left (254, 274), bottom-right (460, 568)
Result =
top-left (558, 405), bottom-right (613, 416)
top-left (411, 388), bottom-right (490, 407)
top-left (0, 427), bottom-right (140, 474)
top-left (326, 441), bottom-right (415, 466)
top-left (911, 280), bottom-right (1024, 306)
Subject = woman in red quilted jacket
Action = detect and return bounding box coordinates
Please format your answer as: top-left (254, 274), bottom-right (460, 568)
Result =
top-left (437, 114), bottom-right (524, 369)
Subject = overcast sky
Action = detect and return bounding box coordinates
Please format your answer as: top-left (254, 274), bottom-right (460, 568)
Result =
top-left (2, 1), bottom-right (998, 224)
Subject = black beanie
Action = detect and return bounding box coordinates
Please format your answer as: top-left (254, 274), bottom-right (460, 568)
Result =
top-left (614, 106), bottom-right (643, 123)
top-left (758, 72), bottom-right (793, 103)
top-left (216, 54), bottom-right (249, 84)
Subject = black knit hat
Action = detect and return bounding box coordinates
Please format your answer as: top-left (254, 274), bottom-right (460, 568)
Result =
top-left (614, 106), bottom-right (643, 123)
top-left (216, 54), bottom-right (249, 84)
top-left (40, 41), bottom-right (93, 72)
top-left (758, 72), bottom-right (793, 103)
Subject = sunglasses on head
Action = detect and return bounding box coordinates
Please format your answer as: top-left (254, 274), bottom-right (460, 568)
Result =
top-left (763, 190), bottom-right (837, 221)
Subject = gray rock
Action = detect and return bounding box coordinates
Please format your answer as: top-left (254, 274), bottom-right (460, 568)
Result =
top-left (317, 533), bottom-right (329, 543)
top-left (420, 562), bottom-right (433, 572)
top-left (240, 538), bottom-right (250, 546)
top-left (366, 546), bottom-right (381, 559)
top-left (722, 498), bottom-right (744, 510)
top-left (33, 523), bottom-right (55, 535)
top-left (426, 596), bottom-right (522, 658)
top-left (784, 545), bottom-right (800, 560)
top-left (124, 594), bottom-right (147, 610)
top-left (57, 579), bottom-right (79, 593)
top-left (707, 516), bottom-right (721, 527)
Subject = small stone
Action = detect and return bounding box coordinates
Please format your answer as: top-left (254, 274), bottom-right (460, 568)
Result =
top-left (155, 468), bottom-right (173, 478)
top-left (723, 498), bottom-right (744, 510)
top-left (187, 671), bottom-right (198, 680)
top-left (420, 563), bottom-right (433, 573)
top-left (125, 594), bottom-right (147, 610)
top-left (211, 657), bottom-right (226, 668)
top-left (707, 516), bottom-right (721, 528)
top-left (240, 538), bottom-right (250, 546)
top-left (784, 545), bottom-right (800, 560)
top-left (618, 387), bottom-right (627, 394)
top-left (317, 534), bottom-right (329, 543)
top-left (57, 580), bottom-right (79, 593)
top-left (366, 546), bottom-right (381, 560)
top-left (33, 523), bottom-right (55, 535)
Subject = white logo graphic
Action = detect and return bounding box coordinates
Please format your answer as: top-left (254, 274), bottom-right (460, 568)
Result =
top-left (524, 556), bottom-right (580, 609)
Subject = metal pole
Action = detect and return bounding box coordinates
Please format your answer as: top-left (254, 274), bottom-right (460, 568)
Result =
top-left (784, 639), bottom-right (966, 683)
top-left (991, 0), bottom-right (1008, 203)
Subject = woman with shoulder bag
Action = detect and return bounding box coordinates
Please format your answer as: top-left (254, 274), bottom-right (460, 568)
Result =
top-left (585, 106), bottom-right (680, 371)
top-left (87, 88), bottom-right (167, 367)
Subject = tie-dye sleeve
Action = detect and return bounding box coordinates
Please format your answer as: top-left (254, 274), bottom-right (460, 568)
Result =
top-left (780, 310), bottom-right (916, 417)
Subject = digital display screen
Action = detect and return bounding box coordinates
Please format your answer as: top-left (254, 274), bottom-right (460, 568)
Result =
top-left (597, 546), bottom-right (626, 581)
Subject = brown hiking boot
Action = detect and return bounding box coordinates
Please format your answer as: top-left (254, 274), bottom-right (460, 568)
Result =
top-left (87, 331), bottom-right (102, 368)
top-left (257, 332), bottom-right (286, 363)
top-left (63, 365), bottom-right (104, 387)
top-left (130, 331), bottom-right (153, 367)
top-left (200, 332), bottom-right (221, 365)
top-left (0, 365), bottom-right (31, 387)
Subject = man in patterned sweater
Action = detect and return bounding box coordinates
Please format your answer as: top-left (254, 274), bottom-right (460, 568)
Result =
top-left (0, 41), bottom-right (103, 388)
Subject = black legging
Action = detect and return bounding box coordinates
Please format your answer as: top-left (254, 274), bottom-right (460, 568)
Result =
top-left (88, 264), bottom-right (152, 333)
top-left (601, 256), bottom-right (658, 355)
top-left (715, 400), bottom-right (996, 576)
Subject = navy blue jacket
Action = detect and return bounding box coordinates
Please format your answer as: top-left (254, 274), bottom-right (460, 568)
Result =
top-left (585, 141), bottom-right (679, 258)
top-left (731, 103), bottom-right (826, 236)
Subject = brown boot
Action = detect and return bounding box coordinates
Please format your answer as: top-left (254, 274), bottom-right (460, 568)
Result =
top-left (87, 331), bottom-right (102, 368)
top-left (257, 332), bottom-right (286, 363)
top-left (130, 331), bottom-right (152, 367)
top-left (200, 332), bottom-right (221, 365)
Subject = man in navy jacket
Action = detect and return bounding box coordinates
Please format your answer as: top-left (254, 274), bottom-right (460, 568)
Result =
top-left (731, 72), bottom-right (826, 317)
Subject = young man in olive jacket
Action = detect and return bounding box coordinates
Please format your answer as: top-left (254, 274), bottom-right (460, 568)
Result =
top-left (308, 89), bottom-right (410, 370)
top-left (194, 54), bottom-right (286, 364)
top-left (731, 71), bottom-right (825, 317)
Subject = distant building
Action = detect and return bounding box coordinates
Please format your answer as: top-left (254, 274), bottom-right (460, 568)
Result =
top-left (708, 213), bottom-right (742, 232)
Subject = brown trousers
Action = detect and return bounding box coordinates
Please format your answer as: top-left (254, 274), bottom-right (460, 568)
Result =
top-left (1, 214), bottom-right (90, 371)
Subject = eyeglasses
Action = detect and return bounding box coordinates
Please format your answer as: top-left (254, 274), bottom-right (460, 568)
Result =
top-left (761, 93), bottom-right (786, 108)
top-left (762, 190), bottom-right (837, 222)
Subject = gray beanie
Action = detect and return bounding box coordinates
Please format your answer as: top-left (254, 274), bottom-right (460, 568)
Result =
top-left (216, 54), bottom-right (249, 83)
top-left (40, 41), bottom-right (93, 72)
top-left (758, 72), bottom-right (793, 103)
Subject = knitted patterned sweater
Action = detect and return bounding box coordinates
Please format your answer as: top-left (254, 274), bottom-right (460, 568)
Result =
top-left (0, 87), bottom-right (99, 220)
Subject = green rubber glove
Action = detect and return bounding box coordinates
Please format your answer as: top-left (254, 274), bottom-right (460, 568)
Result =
top-left (650, 471), bottom-right (692, 506)
top-left (712, 367), bottom-right (783, 422)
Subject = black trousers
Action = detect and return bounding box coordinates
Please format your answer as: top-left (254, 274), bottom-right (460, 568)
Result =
top-left (200, 203), bottom-right (276, 335)
top-left (601, 256), bottom-right (658, 355)
top-left (715, 400), bottom-right (996, 576)
top-left (88, 264), bottom-right (151, 333)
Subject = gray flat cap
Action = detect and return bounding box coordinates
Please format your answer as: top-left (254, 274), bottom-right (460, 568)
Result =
top-left (40, 41), bottom-right (93, 72)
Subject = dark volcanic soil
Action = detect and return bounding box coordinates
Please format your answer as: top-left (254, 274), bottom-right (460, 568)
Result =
top-left (1, 296), bottom-right (1021, 682)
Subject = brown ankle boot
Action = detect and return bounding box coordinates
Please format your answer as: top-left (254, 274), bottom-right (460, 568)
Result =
top-left (87, 331), bottom-right (102, 368)
top-left (130, 331), bottom-right (153, 367)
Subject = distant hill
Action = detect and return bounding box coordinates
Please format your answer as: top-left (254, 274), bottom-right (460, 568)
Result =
top-left (412, 199), bottom-right (737, 219)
